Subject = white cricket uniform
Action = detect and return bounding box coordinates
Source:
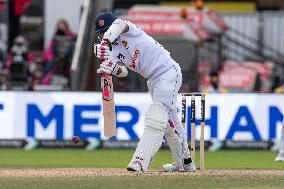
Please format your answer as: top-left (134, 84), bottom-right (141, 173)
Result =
top-left (110, 21), bottom-right (190, 160)
top-left (110, 21), bottom-right (182, 112)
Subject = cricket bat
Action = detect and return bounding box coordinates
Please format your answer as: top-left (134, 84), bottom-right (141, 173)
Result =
top-left (101, 73), bottom-right (116, 137)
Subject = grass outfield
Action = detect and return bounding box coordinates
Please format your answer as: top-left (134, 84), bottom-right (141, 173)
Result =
top-left (1, 174), bottom-right (284, 189)
top-left (0, 149), bottom-right (284, 189)
top-left (0, 149), bottom-right (283, 169)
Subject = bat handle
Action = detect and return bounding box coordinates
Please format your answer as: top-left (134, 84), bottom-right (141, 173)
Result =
top-left (102, 73), bottom-right (110, 78)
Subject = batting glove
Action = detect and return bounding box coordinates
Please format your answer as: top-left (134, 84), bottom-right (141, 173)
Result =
top-left (97, 60), bottom-right (119, 76)
top-left (94, 41), bottom-right (110, 61)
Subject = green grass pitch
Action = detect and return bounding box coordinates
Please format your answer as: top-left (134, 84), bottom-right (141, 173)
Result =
top-left (0, 149), bottom-right (284, 189)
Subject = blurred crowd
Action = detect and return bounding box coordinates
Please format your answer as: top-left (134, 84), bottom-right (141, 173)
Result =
top-left (0, 19), bottom-right (75, 91)
top-left (0, 0), bottom-right (283, 93)
top-left (0, 0), bottom-right (76, 91)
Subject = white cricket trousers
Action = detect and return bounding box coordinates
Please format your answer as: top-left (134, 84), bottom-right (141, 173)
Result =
top-left (147, 64), bottom-right (190, 158)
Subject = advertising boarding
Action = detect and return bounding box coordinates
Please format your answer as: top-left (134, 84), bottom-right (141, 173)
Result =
top-left (0, 92), bottom-right (283, 142)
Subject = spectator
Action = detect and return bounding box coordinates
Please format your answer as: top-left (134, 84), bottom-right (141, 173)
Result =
top-left (31, 62), bottom-right (44, 88)
top-left (0, 69), bottom-right (9, 90)
top-left (42, 19), bottom-right (76, 89)
top-left (202, 70), bottom-right (227, 152)
top-left (273, 77), bottom-right (284, 93)
top-left (202, 70), bottom-right (228, 94)
top-left (7, 35), bottom-right (33, 90)
top-left (7, 35), bottom-right (33, 66)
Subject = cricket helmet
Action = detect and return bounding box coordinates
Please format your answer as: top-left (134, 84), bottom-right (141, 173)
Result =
top-left (95, 12), bottom-right (117, 32)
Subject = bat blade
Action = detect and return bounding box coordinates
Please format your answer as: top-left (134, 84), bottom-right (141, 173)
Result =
top-left (101, 73), bottom-right (116, 137)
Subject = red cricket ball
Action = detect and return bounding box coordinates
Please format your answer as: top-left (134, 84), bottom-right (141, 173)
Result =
top-left (72, 136), bottom-right (80, 144)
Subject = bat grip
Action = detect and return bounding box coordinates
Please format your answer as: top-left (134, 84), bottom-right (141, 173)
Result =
top-left (102, 73), bottom-right (109, 77)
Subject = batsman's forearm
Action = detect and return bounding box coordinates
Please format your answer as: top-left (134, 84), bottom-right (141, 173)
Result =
top-left (103, 19), bottom-right (128, 43)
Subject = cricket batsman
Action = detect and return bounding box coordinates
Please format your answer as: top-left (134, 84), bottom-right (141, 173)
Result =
top-left (94, 12), bottom-right (196, 172)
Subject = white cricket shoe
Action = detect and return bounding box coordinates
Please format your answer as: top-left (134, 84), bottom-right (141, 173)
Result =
top-left (163, 161), bottom-right (196, 172)
top-left (275, 153), bottom-right (284, 162)
top-left (127, 161), bottom-right (143, 172)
